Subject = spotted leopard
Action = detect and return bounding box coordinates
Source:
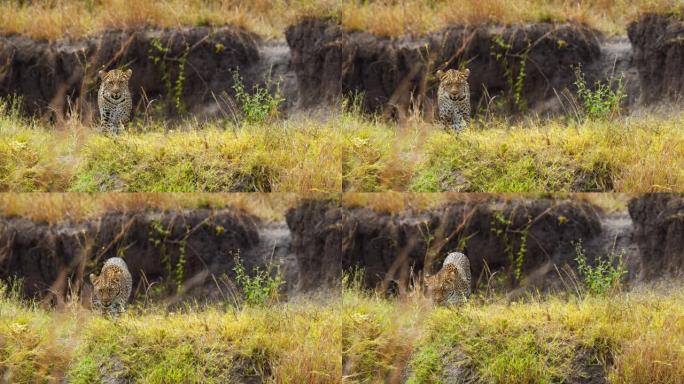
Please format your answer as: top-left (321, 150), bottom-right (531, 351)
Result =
top-left (98, 69), bottom-right (132, 134)
top-left (425, 252), bottom-right (472, 306)
top-left (90, 257), bottom-right (132, 317)
top-left (437, 68), bottom-right (471, 131)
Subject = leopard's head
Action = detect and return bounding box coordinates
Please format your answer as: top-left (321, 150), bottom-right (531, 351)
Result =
top-left (98, 68), bottom-right (132, 101)
top-left (436, 68), bottom-right (470, 97)
top-left (90, 270), bottom-right (122, 307)
top-left (425, 263), bottom-right (458, 304)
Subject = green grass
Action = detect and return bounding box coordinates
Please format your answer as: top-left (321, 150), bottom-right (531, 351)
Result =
top-left (341, 114), bottom-right (684, 193)
top-left (2, 109), bottom-right (683, 192)
top-left (0, 117), bottom-right (342, 193)
top-left (0, 293), bottom-right (341, 383)
top-left (343, 285), bottom-right (684, 384)
top-left (2, 280), bottom-right (682, 383)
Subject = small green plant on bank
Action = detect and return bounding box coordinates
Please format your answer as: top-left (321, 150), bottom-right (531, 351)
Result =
top-left (491, 211), bottom-right (529, 283)
top-left (491, 35), bottom-right (530, 112)
top-left (232, 251), bottom-right (285, 306)
top-left (148, 220), bottom-right (189, 292)
top-left (149, 38), bottom-right (189, 115)
top-left (231, 70), bottom-right (284, 124)
top-left (574, 240), bottom-right (628, 295)
top-left (574, 66), bottom-right (626, 121)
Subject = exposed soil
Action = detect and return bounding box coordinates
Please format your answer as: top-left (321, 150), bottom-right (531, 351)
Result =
top-left (0, 209), bottom-right (261, 302)
top-left (628, 193), bottom-right (684, 279)
top-left (285, 199), bottom-right (344, 291)
top-left (0, 27), bottom-right (260, 121)
top-left (628, 12), bottom-right (684, 104)
top-left (1, 195), bottom-right (682, 302)
top-left (2, 13), bottom-right (681, 122)
top-left (340, 198), bottom-right (603, 293)
top-left (286, 18), bottom-right (603, 118)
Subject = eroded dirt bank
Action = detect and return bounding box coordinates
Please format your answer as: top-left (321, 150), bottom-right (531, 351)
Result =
top-left (628, 12), bottom-right (684, 104)
top-left (628, 193), bottom-right (684, 279)
top-left (286, 18), bottom-right (602, 117)
top-left (0, 27), bottom-right (260, 120)
top-left (0, 209), bottom-right (261, 301)
top-left (2, 195), bottom-right (682, 302)
top-left (339, 198), bottom-right (603, 293)
top-left (2, 13), bottom-right (682, 122)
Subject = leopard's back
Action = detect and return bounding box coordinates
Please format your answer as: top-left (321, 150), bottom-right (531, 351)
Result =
top-left (426, 252), bottom-right (472, 306)
top-left (90, 257), bottom-right (132, 316)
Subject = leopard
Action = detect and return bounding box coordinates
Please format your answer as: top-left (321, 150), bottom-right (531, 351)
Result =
top-left (90, 257), bottom-right (132, 317)
top-left (425, 252), bottom-right (472, 306)
top-left (97, 68), bottom-right (132, 135)
top-left (436, 68), bottom-right (471, 131)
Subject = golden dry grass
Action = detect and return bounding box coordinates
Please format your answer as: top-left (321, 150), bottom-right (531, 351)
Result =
top-left (0, 115), bottom-right (343, 194)
top-left (342, 113), bottom-right (684, 193)
top-left (340, 192), bottom-right (633, 214)
top-left (0, 0), bottom-right (679, 40)
top-left (0, 192), bottom-right (308, 223)
top-left (343, 283), bottom-right (684, 383)
top-left (0, 287), bottom-right (341, 383)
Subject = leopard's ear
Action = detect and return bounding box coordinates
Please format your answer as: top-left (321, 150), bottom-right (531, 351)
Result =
top-left (463, 68), bottom-right (470, 77)
top-left (436, 69), bottom-right (445, 80)
top-left (98, 70), bottom-right (106, 80)
top-left (89, 273), bottom-right (98, 285)
top-left (124, 69), bottom-right (132, 80)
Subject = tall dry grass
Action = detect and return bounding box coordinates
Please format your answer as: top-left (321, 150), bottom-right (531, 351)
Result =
top-left (0, 0), bottom-right (679, 40)
top-left (0, 192), bottom-right (305, 223)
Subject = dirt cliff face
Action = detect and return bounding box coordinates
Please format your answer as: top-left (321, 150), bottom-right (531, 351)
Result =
top-left (0, 209), bottom-right (260, 302)
top-left (628, 194), bottom-right (684, 279)
top-left (285, 199), bottom-right (344, 291)
top-left (286, 18), bottom-right (602, 118)
top-left (340, 198), bottom-right (602, 292)
top-left (0, 27), bottom-right (259, 120)
top-left (628, 13), bottom-right (684, 104)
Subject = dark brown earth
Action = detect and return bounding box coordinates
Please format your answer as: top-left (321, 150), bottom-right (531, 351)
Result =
top-left (340, 198), bottom-right (603, 293)
top-left (1, 14), bottom-right (681, 122)
top-left (1, 195), bottom-right (682, 302)
top-left (286, 18), bottom-right (602, 118)
top-left (628, 12), bottom-right (684, 104)
top-left (0, 27), bottom-right (259, 120)
top-left (0, 209), bottom-right (260, 302)
top-left (628, 193), bottom-right (684, 279)
top-left (285, 199), bottom-right (344, 291)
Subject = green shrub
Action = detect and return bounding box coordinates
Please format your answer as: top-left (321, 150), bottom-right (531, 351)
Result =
top-left (574, 240), bottom-right (627, 295)
top-left (574, 66), bottom-right (626, 121)
top-left (232, 251), bottom-right (284, 306)
top-left (231, 71), bottom-right (284, 124)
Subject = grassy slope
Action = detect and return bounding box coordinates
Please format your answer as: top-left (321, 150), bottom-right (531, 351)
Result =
top-left (3, 285), bottom-right (681, 383)
top-left (0, 116), bottom-right (342, 193)
top-left (2, 111), bottom-right (683, 193)
top-left (0, 0), bottom-right (678, 39)
top-left (342, 113), bottom-right (684, 193)
top-left (0, 293), bottom-right (341, 383)
top-left (343, 287), bottom-right (684, 384)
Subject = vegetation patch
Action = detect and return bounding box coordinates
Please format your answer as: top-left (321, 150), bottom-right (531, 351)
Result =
top-left (0, 116), bottom-right (342, 193)
top-left (0, 0), bottom-right (678, 39)
top-left (0, 282), bottom-right (341, 383)
top-left (343, 279), bottom-right (684, 384)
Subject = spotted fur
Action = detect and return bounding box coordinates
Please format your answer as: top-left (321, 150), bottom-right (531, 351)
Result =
top-left (90, 257), bottom-right (132, 317)
top-left (437, 68), bottom-right (471, 131)
top-left (98, 69), bottom-right (132, 134)
top-left (425, 252), bottom-right (472, 306)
